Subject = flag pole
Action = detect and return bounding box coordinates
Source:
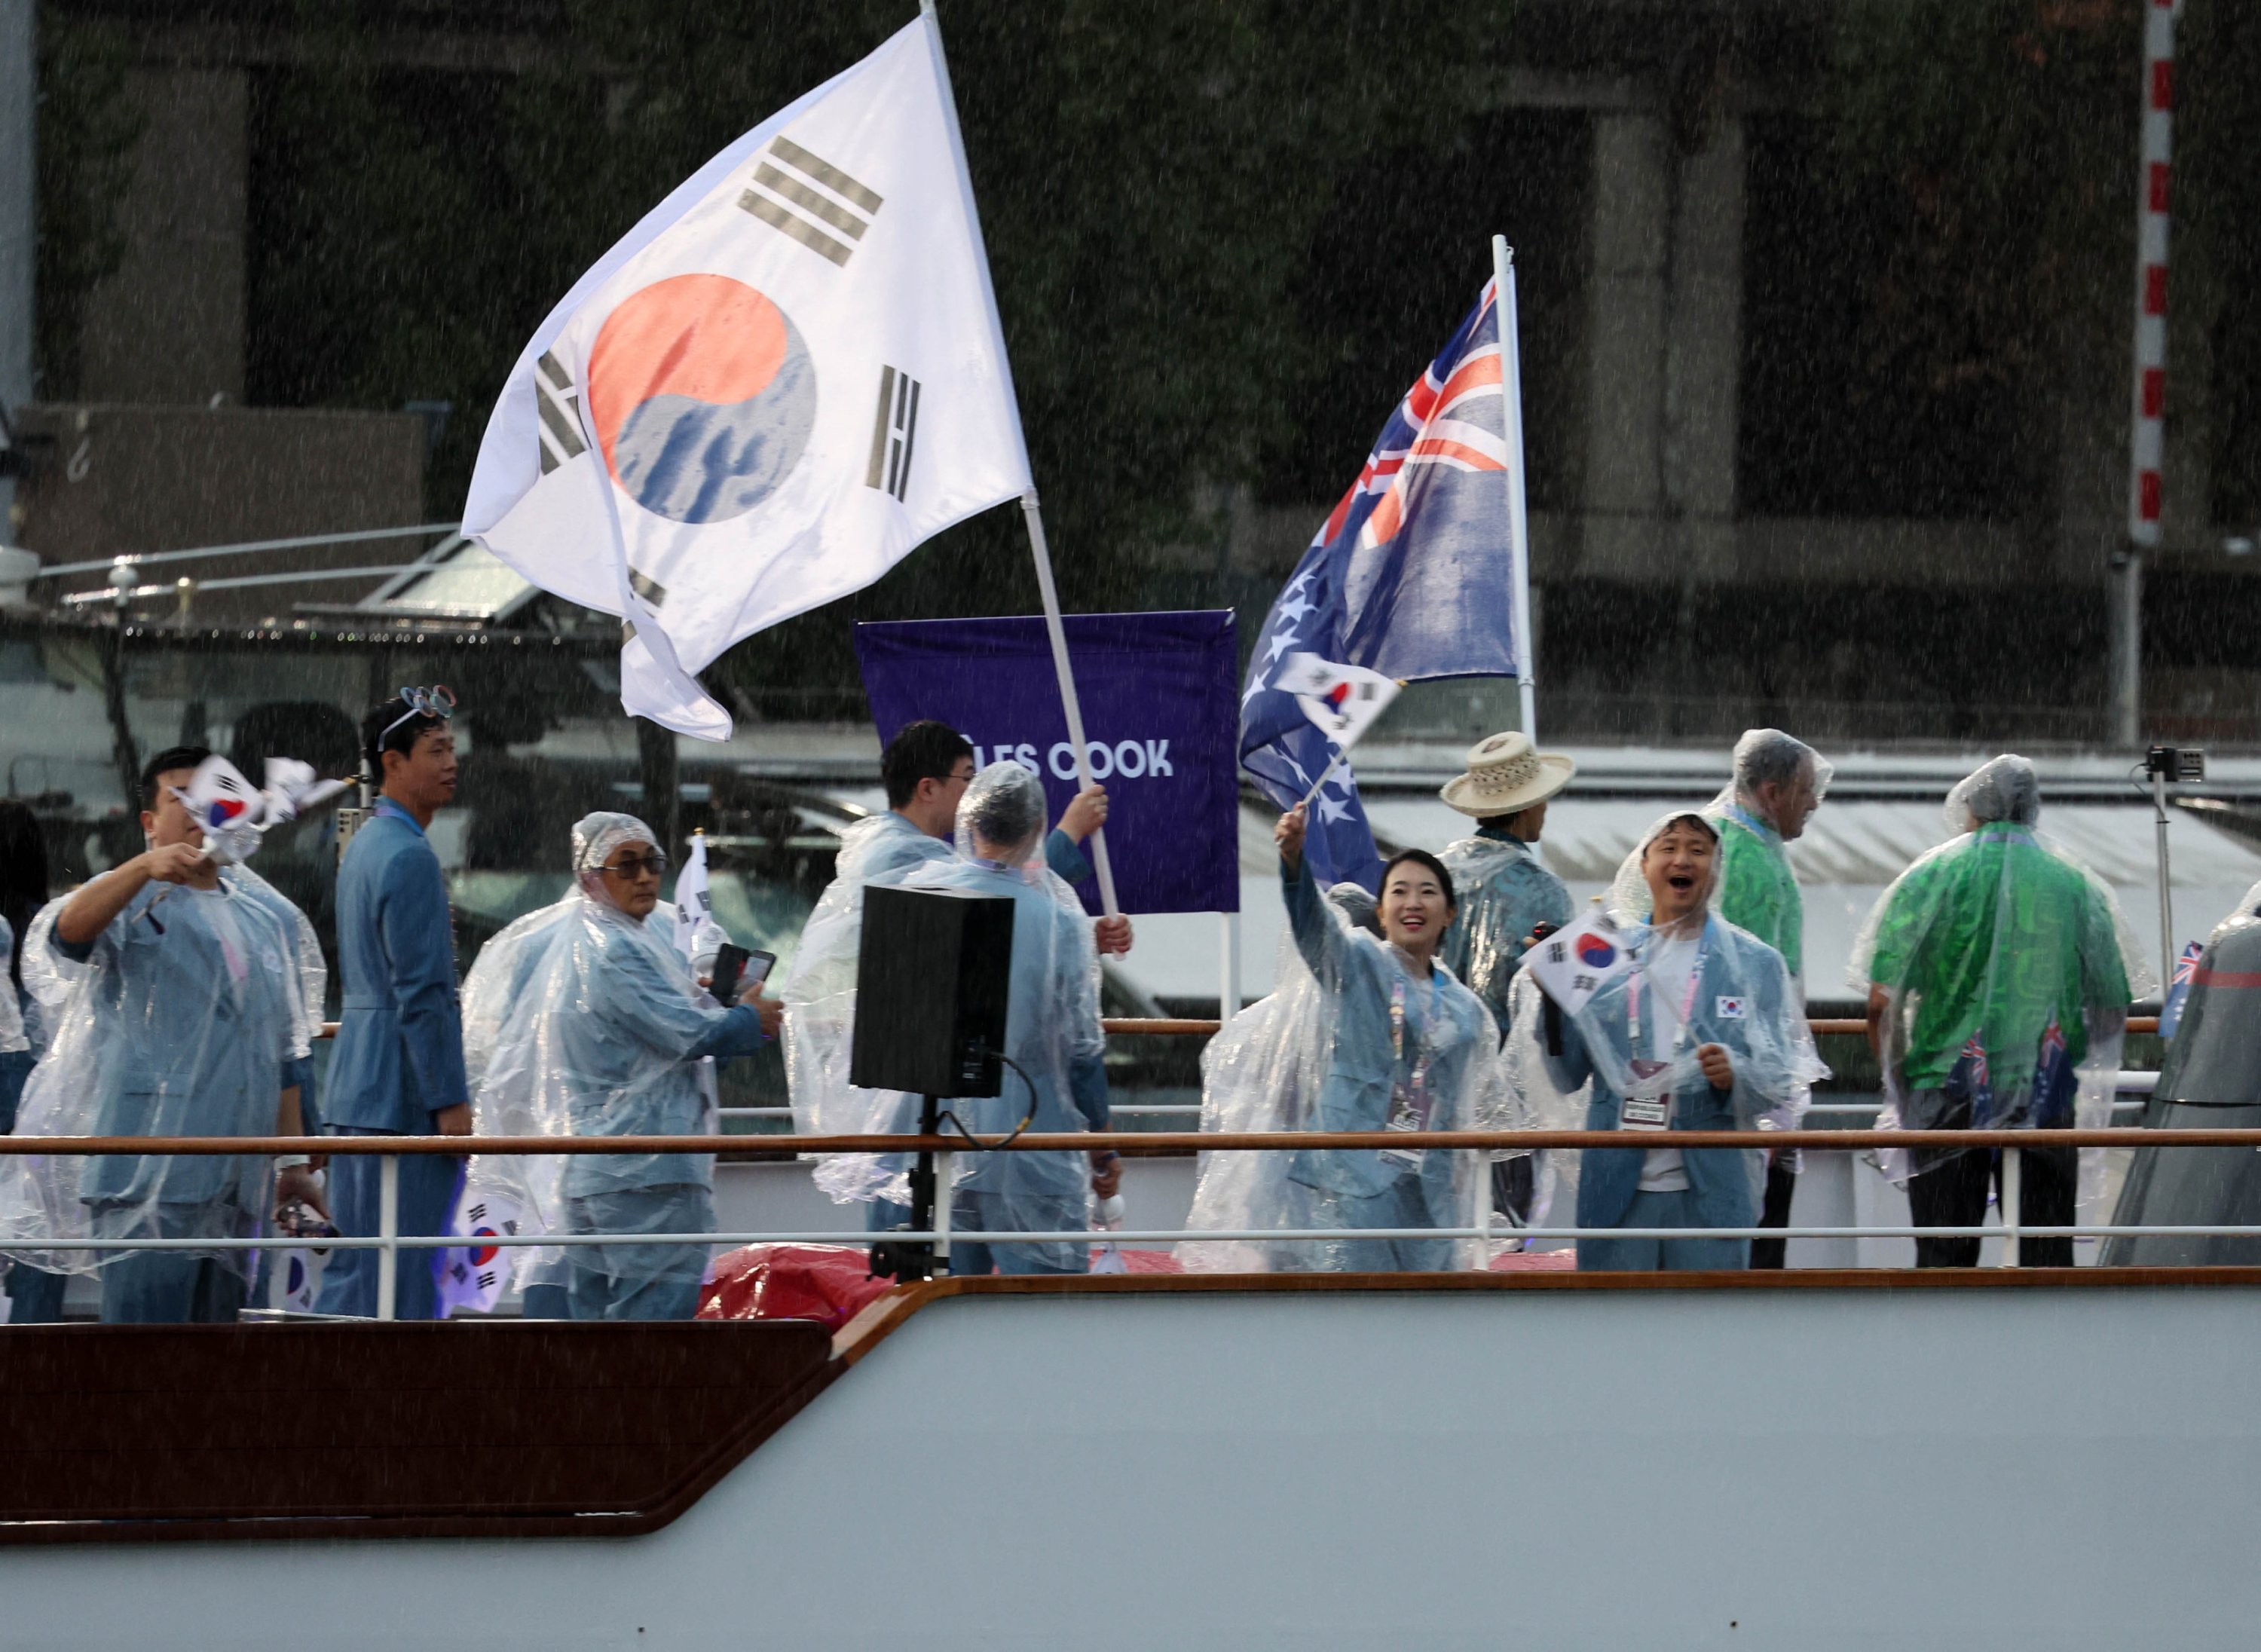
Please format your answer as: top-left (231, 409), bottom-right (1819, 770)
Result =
top-left (1492, 234), bottom-right (1537, 745)
top-left (1297, 747), bottom-right (1349, 812)
top-left (1020, 493), bottom-right (1121, 917)
top-left (920, 0), bottom-right (1119, 917)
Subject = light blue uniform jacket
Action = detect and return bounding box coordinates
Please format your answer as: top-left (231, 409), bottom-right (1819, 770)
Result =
top-left (548, 907), bottom-right (765, 1199)
top-left (1280, 856), bottom-right (1491, 1228)
top-left (1541, 916), bottom-right (1795, 1231)
top-left (849, 809), bottom-right (1094, 888)
top-left (327, 802), bottom-right (470, 1132)
top-left (58, 883), bottom-right (295, 1222)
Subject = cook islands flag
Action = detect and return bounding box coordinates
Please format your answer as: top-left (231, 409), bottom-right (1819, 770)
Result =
top-left (1241, 277), bottom-right (1525, 888)
top-left (464, 16), bottom-right (1033, 739)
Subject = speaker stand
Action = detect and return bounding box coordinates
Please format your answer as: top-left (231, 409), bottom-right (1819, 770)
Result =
top-left (869, 1094), bottom-right (941, 1283)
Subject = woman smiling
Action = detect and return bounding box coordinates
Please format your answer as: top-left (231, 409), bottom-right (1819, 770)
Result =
top-left (1271, 805), bottom-right (1498, 1271)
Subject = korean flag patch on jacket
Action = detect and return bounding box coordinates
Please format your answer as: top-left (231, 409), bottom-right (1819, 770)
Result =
top-left (1715, 996), bottom-right (1747, 1020)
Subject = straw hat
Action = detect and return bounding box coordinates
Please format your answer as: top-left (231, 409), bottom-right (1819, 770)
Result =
top-left (1439, 730), bottom-right (1575, 818)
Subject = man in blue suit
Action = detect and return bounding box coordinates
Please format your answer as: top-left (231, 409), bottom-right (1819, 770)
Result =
top-left (317, 691), bottom-right (470, 1318)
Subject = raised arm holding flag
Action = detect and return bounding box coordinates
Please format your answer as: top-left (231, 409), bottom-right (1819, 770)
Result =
top-left (1241, 271), bottom-right (1530, 890)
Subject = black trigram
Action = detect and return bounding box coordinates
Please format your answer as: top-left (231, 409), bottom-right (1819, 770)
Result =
top-left (535, 352), bottom-right (587, 475)
top-left (737, 135), bottom-right (883, 268)
top-left (866, 366), bottom-right (921, 501)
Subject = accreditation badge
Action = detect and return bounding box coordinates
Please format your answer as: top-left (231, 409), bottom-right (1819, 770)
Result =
top-left (1620, 1060), bottom-right (1673, 1132)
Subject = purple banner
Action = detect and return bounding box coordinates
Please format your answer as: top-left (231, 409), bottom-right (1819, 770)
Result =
top-left (854, 610), bottom-right (1240, 915)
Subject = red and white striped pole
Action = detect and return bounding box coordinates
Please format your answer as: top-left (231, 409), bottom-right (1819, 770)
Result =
top-left (2114, 0), bottom-right (2179, 748)
top-left (2128, 0), bottom-right (2177, 548)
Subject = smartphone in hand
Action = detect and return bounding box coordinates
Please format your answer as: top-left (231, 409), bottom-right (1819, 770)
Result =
top-left (711, 944), bottom-right (776, 1004)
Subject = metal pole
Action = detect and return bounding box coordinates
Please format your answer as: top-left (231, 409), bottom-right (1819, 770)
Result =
top-left (1219, 910), bottom-right (1242, 1021)
top-left (934, 1149), bottom-right (953, 1268)
top-left (1020, 494), bottom-right (1120, 918)
top-left (376, 1154), bottom-right (399, 1320)
top-left (2110, 553), bottom-right (2143, 749)
top-left (1493, 235), bottom-right (1538, 743)
top-left (2000, 1146), bottom-right (2022, 1268)
top-left (2154, 765), bottom-right (2176, 990)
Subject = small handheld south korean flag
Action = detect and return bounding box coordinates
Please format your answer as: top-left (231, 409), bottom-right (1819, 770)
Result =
top-left (672, 831), bottom-right (714, 964)
top-left (436, 1186), bottom-right (527, 1317)
top-left (1276, 653), bottom-right (1401, 751)
top-left (177, 754), bottom-right (266, 865)
top-left (1525, 907), bottom-right (1639, 1014)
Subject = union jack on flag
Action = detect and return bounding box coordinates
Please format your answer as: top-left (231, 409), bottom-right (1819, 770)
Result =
top-left (1960, 1036), bottom-right (1990, 1090)
top-left (2160, 940), bottom-right (2204, 1040)
top-left (1241, 276), bottom-right (1527, 889)
top-left (2030, 1016), bottom-right (2076, 1126)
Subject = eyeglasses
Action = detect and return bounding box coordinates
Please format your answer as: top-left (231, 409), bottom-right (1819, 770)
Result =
top-left (378, 684), bottom-right (459, 746)
top-left (601, 851), bottom-right (669, 879)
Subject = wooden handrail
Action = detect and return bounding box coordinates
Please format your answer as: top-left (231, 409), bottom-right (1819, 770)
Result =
top-left (0, 1124), bottom-right (2235, 1155)
top-left (314, 1015), bottom-right (2162, 1039)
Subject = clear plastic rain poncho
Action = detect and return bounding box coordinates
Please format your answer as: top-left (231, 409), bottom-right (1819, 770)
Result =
top-left (1204, 849), bottom-right (1510, 1271)
top-left (781, 808), bottom-right (961, 1206)
top-left (1507, 812), bottom-right (1815, 1218)
top-left (1437, 832), bottom-right (1574, 1040)
top-left (901, 763), bottom-right (1107, 1269)
top-left (1700, 729), bottom-right (1834, 1136)
top-left (1182, 883), bottom-right (1388, 1271)
top-left (0, 918), bottom-right (25, 1057)
top-left (461, 812), bottom-right (743, 1295)
top-left (1849, 755), bottom-right (2152, 1195)
top-left (0, 869), bottom-right (305, 1280)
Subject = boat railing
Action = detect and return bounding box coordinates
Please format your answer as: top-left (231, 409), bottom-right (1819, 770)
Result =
top-left (0, 1113), bottom-right (2250, 1319)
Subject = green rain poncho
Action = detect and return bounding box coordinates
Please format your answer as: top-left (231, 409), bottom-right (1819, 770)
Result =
top-left (1703, 729), bottom-right (1833, 980)
top-left (1849, 755), bottom-right (2153, 1187)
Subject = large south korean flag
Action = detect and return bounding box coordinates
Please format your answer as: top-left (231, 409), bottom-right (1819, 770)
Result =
top-left (464, 17), bottom-right (1033, 738)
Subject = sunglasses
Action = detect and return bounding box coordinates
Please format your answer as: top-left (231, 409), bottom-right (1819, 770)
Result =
top-left (601, 851), bottom-right (669, 879)
top-left (378, 684), bottom-right (459, 746)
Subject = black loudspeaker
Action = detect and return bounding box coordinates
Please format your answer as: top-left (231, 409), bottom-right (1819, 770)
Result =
top-left (850, 886), bottom-right (1014, 1097)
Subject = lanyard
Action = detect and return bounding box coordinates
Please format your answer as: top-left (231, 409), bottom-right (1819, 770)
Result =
top-left (1628, 922), bottom-right (1709, 1057)
top-left (1388, 971), bottom-right (1437, 1106)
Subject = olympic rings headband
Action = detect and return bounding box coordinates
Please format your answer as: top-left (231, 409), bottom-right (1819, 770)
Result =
top-left (378, 684), bottom-right (457, 747)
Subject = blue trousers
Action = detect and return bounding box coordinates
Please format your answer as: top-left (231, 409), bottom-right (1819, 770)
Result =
top-left (0, 1049), bottom-right (65, 1319)
top-left (864, 1191), bottom-right (1090, 1276)
top-left (948, 1189), bottom-right (1089, 1277)
top-left (520, 1283), bottom-right (572, 1320)
top-left (563, 1184), bottom-right (711, 1321)
top-left (1319, 1174), bottom-right (1456, 1273)
top-left (1577, 1187), bottom-right (1751, 1271)
top-left (317, 1130), bottom-right (464, 1319)
top-left (101, 1253), bottom-right (248, 1323)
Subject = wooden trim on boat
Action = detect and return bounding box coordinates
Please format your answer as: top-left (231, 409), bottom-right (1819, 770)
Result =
top-left (0, 1320), bottom-right (841, 1546)
top-left (10, 1265), bottom-right (2256, 1547)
